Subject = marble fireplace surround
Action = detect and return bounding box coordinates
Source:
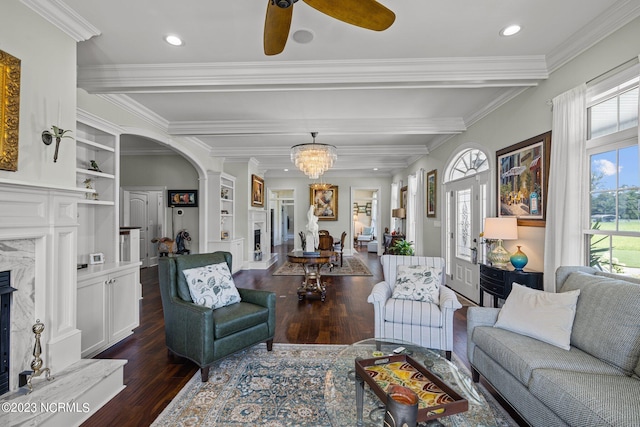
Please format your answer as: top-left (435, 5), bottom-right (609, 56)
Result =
top-left (0, 180), bottom-right (126, 425)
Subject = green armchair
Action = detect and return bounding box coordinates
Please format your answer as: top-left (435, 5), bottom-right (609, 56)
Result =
top-left (158, 252), bottom-right (276, 382)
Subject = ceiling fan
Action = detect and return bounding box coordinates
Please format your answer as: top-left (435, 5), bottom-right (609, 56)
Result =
top-left (264, 0), bottom-right (395, 55)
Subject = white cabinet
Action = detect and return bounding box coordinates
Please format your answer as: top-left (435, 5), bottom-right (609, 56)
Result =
top-left (77, 264), bottom-right (140, 358)
top-left (208, 171), bottom-right (244, 272)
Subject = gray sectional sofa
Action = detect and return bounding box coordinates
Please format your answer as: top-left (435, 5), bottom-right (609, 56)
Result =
top-left (467, 266), bottom-right (640, 427)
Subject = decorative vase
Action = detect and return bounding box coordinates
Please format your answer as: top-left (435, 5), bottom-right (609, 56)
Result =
top-left (510, 245), bottom-right (528, 270)
top-left (383, 384), bottom-right (418, 427)
top-left (487, 239), bottom-right (511, 267)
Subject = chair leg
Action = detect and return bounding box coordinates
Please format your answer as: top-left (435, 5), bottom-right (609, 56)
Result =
top-left (445, 350), bottom-right (452, 361)
top-left (340, 253), bottom-right (343, 267)
top-left (266, 339), bottom-right (273, 351)
top-left (200, 366), bottom-right (210, 382)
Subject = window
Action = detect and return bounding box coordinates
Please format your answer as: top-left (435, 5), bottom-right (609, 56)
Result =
top-left (585, 65), bottom-right (640, 276)
top-left (445, 148), bottom-right (489, 182)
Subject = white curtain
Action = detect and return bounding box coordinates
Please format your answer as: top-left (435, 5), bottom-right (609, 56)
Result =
top-left (407, 174), bottom-right (417, 246)
top-left (543, 84), bottom-right (587, 292)
top-left (414, 169), bottom-right (426, 255)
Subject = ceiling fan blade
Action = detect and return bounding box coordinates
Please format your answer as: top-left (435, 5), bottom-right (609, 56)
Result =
top-left (264, 1), bottom-right (293, 55)
top-left (303, 0), bottom-right (395, 31)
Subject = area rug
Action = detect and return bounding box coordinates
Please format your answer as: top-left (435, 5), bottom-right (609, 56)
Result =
top-left (151, 343), bottom-right (517, 427)
top-left (272, 256), bottom-right (373, 276)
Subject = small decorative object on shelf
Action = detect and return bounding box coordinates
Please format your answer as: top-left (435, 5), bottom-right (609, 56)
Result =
top-left (510, 245), bottom-right (529, 270)
top-left (89, 159), bottom-right (102, 172)
top-left (83, 178), bottom-right (93, 199)
top-left (19, 319), bottom-right (53, 392)
top-left (221, 188), bottom-right (229, 199)
top-left (41, 125), bottom-right (72, 163)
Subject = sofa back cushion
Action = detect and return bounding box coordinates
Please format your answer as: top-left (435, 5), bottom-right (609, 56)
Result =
top-left (560, 271), bottom-right (640, 374)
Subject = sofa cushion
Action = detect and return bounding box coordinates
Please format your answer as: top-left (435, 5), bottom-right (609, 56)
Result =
top-left (494, 283), bottom-right (580, 350)
top-left (560, 271), bottom-right (640, 374)
top-left (213, 301), bottom-right (269, 339)
top-left (472, 326), bottom-right (625, 386)
top-left (182, 262), bottom-right (241, 309)
top-left (391, 264), bottom-right (441, 303)
top-left (529, 369), bottom-right (640, 427)
top-left (384, 298), bottom-right (443, 327)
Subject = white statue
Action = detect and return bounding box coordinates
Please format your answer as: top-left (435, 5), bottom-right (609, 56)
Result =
top-left (305, 205), bottom-right (319, 251)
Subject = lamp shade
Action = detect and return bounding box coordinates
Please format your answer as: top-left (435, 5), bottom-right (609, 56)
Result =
top-left (483, 217), bottom-right (518, 240)
top-left (392, 208), bottom-right (406, 219)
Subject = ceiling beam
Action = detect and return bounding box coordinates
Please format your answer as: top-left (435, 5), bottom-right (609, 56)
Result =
top-left (78, 56), bottom-right (548, 94)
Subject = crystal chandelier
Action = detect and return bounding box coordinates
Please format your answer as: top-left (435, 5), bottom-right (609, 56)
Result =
top-left (290, 132), bottom-right (337, 179)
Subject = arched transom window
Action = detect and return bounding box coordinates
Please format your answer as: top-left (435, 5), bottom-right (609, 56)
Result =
top-left (445, 148), bottom-right (489, 182)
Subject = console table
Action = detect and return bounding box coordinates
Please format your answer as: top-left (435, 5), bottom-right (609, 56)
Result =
top-left (479, 264), bottom-right (543, 307)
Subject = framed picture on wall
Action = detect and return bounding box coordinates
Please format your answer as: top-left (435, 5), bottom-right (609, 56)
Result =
top-left (400, 186), bottom-right (408, 210)
top-left (310, 185), bottom-right (338, 221)
top-left (168, 190), bottom-right (198, 207)
top-left (251, 174), bottom-right (265, 207)
top-left (426, 169), bottom-right (437, 218)
top-left (0, 49), bottom-right (21, 172)
top-left (496, 131), bottom-right (551, 227)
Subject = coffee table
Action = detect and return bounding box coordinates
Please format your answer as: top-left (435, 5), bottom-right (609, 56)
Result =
top-left (286, 250), bottom-right (335, 301)
top-left (324, 339), bottom-right (500, 427)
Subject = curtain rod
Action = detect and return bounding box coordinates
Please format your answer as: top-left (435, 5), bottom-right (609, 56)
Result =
top-left (586, 56), bottom-right (639, 85)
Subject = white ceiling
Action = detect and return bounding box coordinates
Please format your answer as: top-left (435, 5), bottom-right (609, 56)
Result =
top-left (30, 0), bottom-right (640, 177)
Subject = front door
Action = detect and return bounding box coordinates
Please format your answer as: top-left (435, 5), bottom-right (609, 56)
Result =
top-left (445, 173), bottom-right (489, 303)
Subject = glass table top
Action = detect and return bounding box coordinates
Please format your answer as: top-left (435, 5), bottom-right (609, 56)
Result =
top-left (324, 339), bottom-right (502, 427)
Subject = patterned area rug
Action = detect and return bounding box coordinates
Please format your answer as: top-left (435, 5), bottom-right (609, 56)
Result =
top-left (272, 256), bottom-right (373, 276)
top-left (152, 343), bottom-right (517, 427)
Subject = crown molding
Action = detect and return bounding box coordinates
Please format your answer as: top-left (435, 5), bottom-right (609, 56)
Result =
top-left (169, 118), bottom-right (466, 136)
top-left (21, 0), bottom-right (100, 42)
top-left (77, 56), bottom-right (548, 94)
top-left (208, 144), bottom-right (428, 158)
top-left (546, 0), bottom-right (640, 72)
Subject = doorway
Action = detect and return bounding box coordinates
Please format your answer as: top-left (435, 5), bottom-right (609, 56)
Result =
top-left (122, 187), bottom-right (164, 267)
top-left (443, 148), bottom-right (490, 303)
top-left (269, 189), bottom-right (295, 248)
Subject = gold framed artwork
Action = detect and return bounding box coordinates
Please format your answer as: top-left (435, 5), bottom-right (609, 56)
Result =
top-left (0, 49), bottom-right (21, 171)
top-left (251, 174), bottom-right (265, 207)
top-left (496, 131), bottom-right (551, 227)
top-left (400, 186), bottom-right (408, 211)
top-left (426, 169), bottom-right (437, 218)
top-left (310, 185), bottom-right (338, 221)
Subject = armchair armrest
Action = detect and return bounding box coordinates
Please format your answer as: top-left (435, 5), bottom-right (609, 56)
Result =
top-left (466, 306), bottom-right (500, 364)
top-left (439, 286), bottom-right (462, 310)
top-left (237, 288), bottom-right (276, 337)
top-left (163, 295), bottom-right (215, 362)
top-left (367, 281), bottom-right (392, 303)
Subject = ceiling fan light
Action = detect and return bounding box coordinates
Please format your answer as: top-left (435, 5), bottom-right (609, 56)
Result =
top-left (500, 25), bottom-right (521, 37)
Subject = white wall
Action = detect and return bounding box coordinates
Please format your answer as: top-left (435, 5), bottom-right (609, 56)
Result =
top-left (120, 154), bottom-right (200, 250)
top-left (267, 175), bottom-right (392, 250)
top-left (398, 16), bottom-right (640, 271)
top-left (0, 1), bottom-right (76, 187)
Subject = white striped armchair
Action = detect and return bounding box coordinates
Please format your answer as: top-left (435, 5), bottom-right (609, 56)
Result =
top-left (367, 255), bottom-right (462, 360)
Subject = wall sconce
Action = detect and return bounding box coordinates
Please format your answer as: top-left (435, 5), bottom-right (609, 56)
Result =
top-left (42, 126), bottom-right (72, 162)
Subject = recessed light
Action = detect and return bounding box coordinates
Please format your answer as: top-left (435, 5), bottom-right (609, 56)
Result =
top-left (165, 35), bottom-right (184, 46)
top-left (373, 168), bottom-right (379, 171)
top-left (284, 168), bottom-right (289, 172)
top-left (292, 29), bottom-right (314, 44)
top-left (500, 25), bottom-right (521, 37)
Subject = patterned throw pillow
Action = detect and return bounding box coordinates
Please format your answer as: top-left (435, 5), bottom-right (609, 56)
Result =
top-left (182, 262), bottom-right (241, 309)
top-left (391, 264), bottom-right (441, 303)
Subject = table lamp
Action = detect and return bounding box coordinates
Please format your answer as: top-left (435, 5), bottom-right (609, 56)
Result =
top-left (483, 217), bottom-right (518, 267)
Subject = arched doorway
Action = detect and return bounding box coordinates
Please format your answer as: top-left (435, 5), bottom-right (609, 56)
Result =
top-left (443, 147), bottom-right (491, 303)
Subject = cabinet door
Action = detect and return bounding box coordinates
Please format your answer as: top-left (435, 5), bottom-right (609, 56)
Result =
top-left (108, 269), bottom-right (139, 342)
top-left (77, 277), bottom-right (108, 357)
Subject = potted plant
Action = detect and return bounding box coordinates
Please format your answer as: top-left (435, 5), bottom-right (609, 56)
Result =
top-left (392, 239), bottom-right (414, 256)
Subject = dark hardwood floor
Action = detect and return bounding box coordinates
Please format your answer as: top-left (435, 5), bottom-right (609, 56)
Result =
top-left (81, 241), bottom-right (527, 426)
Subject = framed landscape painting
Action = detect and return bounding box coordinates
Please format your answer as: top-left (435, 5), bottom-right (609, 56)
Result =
top-left (310, 185), bottom-right (338, 221)
top-left (496, 131), bottom-right (551, 227)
